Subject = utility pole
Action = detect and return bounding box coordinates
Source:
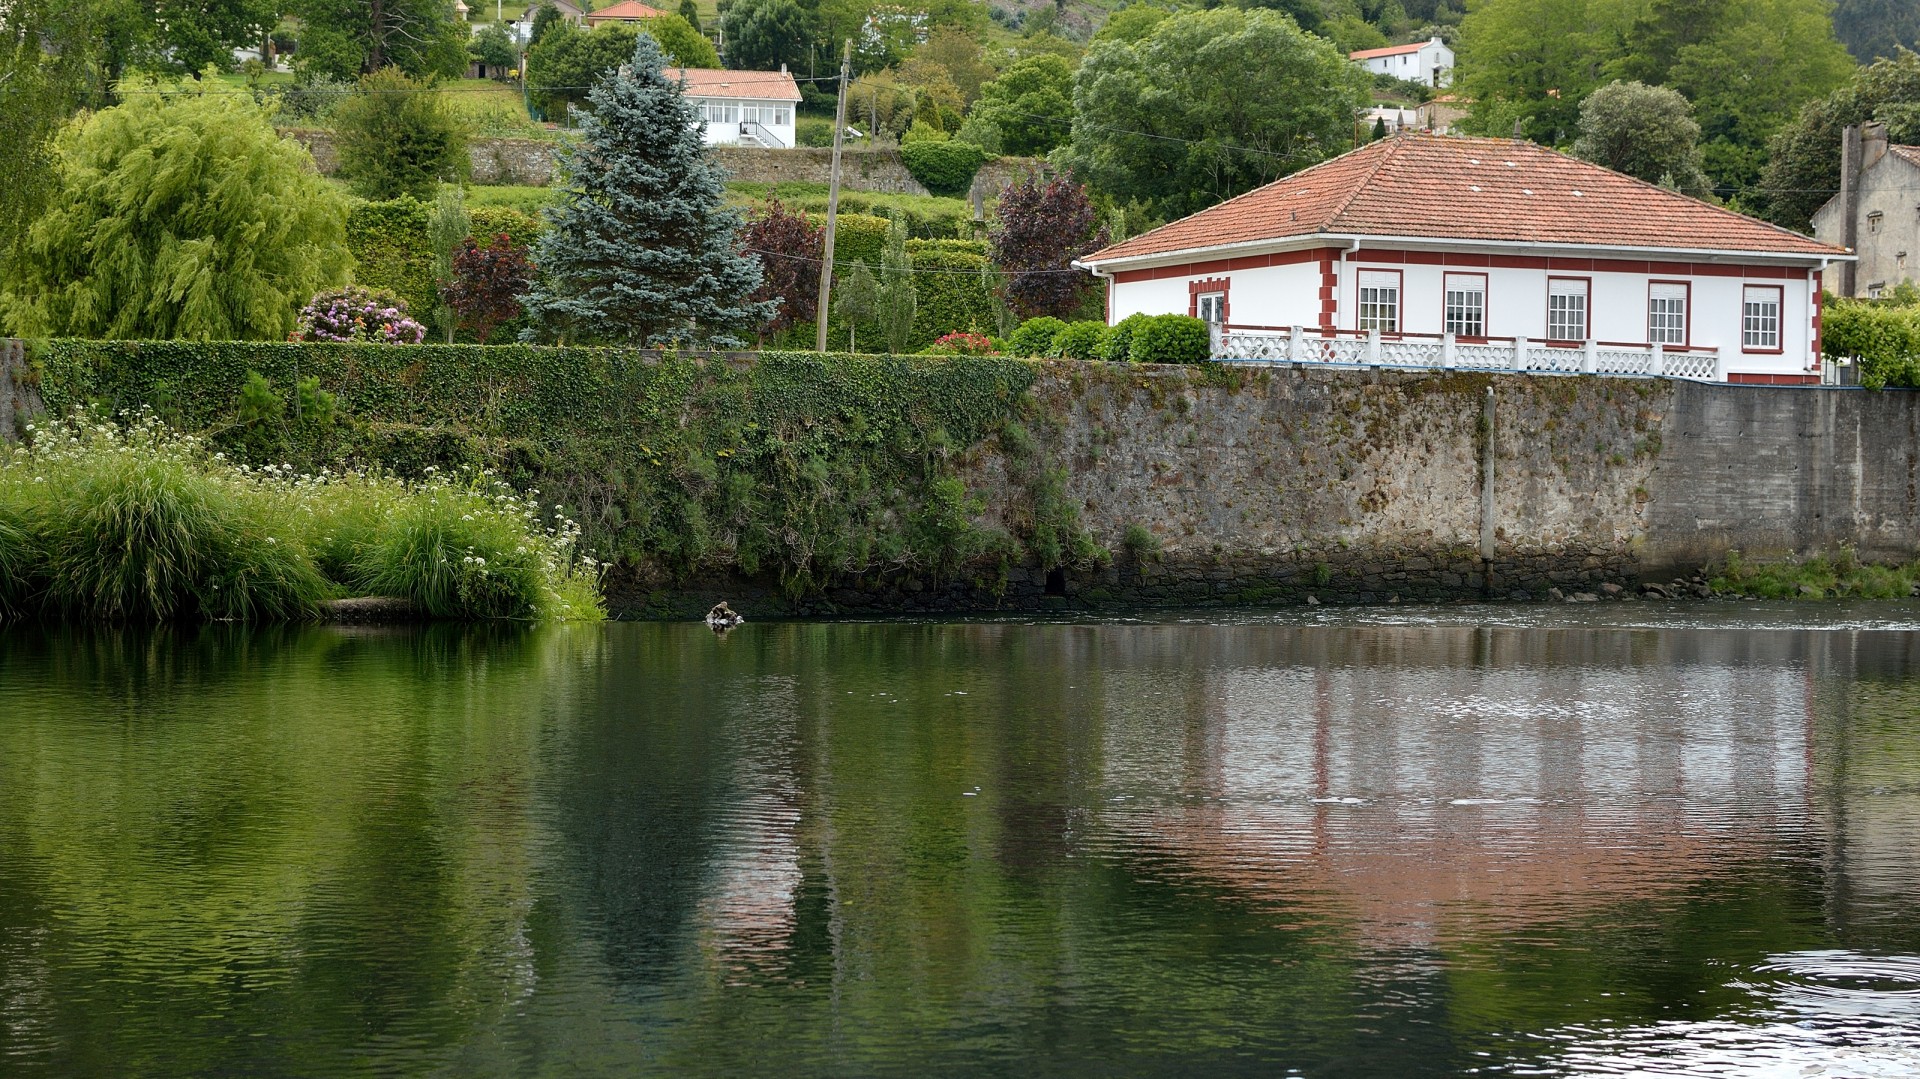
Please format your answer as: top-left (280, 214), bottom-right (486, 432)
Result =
top-left (815, 40), bottom-right (852, 353)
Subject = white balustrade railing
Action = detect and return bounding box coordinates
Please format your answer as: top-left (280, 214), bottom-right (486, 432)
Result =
top-left (1211, 325), bottom-right (1725, 382)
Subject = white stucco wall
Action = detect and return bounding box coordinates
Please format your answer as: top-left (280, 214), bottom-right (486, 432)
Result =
top-left (1105, 248), bottom-right (1823, 377)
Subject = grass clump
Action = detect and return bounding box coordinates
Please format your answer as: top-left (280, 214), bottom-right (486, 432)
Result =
top-left (1710, 548), bottom-right (1919, 600)
top-left (0, 414), bottom-right (604, 623)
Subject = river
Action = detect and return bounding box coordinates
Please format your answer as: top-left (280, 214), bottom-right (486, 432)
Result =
top-left (2, 605), bottom-right (1919, 1076)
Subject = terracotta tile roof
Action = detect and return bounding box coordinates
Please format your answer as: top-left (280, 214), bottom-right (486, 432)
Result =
top-left (1350, 41), bottom-right (1430, 60)
top-left (1081, 135), bottom-right (1845, 265)
top-left (664, 67), bottom-right (802, 101)
top-left (1887, 145), bottom-right (1920, 169)
top-left (585, 1), bottom-right (669, 19)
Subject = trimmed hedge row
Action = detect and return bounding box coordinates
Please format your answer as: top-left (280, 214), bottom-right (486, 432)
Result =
top-left (27, 341), bottom-right (1100, 599)
top-left (345, 197), bottom-right (544, 329)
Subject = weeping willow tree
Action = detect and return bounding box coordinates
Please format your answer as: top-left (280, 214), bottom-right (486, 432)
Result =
top-left (0, 80), bottom-right (352, 341)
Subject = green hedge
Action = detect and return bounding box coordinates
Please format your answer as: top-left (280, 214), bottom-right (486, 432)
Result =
top-left (903, 243), bottom-right (997, 350)
top-left (1130, 314), bottom-right (1211, 365)
top-left (899, 139), bottom-right (987, 197)
top-left (809, 212), bottom-right (890, 269)
top-left (27, 341), bottom-right (1099, 599)
top-left (345, 197), bottom-right (436, 321)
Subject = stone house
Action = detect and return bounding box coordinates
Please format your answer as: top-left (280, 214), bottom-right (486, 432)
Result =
top-left (1811, 122), bottom-right (1920, 298)
top-left (1077, 134), bottom-right (1850, 385)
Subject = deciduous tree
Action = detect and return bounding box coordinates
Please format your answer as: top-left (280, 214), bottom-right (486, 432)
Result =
top-left (742, 197), bottom-right (822, 337)
top-left (719, 0), bottom-right (809, 73)
top-left (1572, 80), bottom-right (1712, 194)
top-left (443, 234), bottom-right (535, 343)
top-left (527, 19), bottom-right (717, 117)
top-left (1059, 9), bottom-right (1369, 220)
top-left (989, 171), bottom-right (1108, 320)
top-left (1, 84), bottom-right (350, 340)
top-left (969, 53), bottom-right (1073, 156)
top-left (520, 34), bottom-right (773, 345)
top-left (1756, 51), bottom-right (1920, 230)
top-left (331, 67), bottom-right (470, 201)
top-left (293, 0), bottom-right (468, 80)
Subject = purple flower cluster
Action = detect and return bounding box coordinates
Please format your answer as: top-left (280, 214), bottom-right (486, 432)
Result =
top-left (295, 286), bottom-right (427, 344)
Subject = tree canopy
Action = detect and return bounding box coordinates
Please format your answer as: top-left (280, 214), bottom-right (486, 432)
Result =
top-left (527, 19), bottom-right (717, 117)
top-left (331, 68), bottom-right (470, 202)
top-left (1572, 80), bottom-right (1711, 194)
top-left (293, 0), bottom-right (469, 81)
top-left (720, 0), bottom-right (810, 74)
top-left (1059, 8), bottom-right (1370, 220)
top-left (1, 85), bottom-right (350, 340)
top-left (970, 54), bottom-right (1074, 157)
top-left (1756, 51), bottom-right (1920, 230)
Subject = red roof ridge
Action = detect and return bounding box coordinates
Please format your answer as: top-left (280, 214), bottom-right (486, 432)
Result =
top-left (1079, 132), bottom-right (1843, 264)
top-left (1091, 139), bottom-right (1398, 263)
top-left (1321, 136), bottom-right (1404, 228)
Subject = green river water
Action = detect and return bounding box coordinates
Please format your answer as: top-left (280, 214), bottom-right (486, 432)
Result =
top-left (3, 606), bottom-right (1919, 1076)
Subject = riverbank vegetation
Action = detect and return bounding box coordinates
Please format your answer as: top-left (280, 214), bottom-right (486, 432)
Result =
top-left (0, 413), bottom-right (603, 623)
top-left (1709, 548), bottom-right (1920, 600)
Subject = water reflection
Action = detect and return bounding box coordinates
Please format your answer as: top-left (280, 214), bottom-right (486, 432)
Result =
top-left (1, 611), bottom-right (1918, 1076)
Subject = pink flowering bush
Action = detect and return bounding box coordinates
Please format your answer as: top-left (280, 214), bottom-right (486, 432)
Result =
top-left (294, 286), bottom-right (427, 344)
top-left (928, 331), bottom-right (999, 356)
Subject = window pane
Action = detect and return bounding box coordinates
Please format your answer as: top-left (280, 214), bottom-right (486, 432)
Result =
top-left (1743, 287), bottom-right (1780, 349)
top-left (1197, 292), bottom-right (1225, 324)
top-left (1547, 280), bottom-right (1587, 340)
top-left (1358, 272), bottom-right (1398, 333)
top-left (1649, 287), bottom-right (1686, 345)
top-left (1444, 275), bottom-right (1484, 337)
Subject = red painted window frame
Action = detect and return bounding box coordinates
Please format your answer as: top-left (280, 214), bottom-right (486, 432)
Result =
top-left (1741, 283), bottom-right (1786, 355)
top-left (1354, 267), bottom-right (1404, 335)
top-left (1188, 276), bottom-right (1230, 324)
top-left (1544, 275), bottom-right (1592, 343)
top-left (1646, 279), bottom-right (1691, 349)
top-left (1441, 271), bottom-right (1489, 340)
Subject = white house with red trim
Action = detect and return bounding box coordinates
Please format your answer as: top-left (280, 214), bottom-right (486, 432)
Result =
top-left (1075, 135), bottom-right (1850, 385)
top-left (668, 67), bottom-right (801, 149)
top-left (1351, 38), bottom-right (1453, 88)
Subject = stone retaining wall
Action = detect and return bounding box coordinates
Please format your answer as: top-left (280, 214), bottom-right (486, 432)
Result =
top-left (282, 128), bottom-right (1044, 202)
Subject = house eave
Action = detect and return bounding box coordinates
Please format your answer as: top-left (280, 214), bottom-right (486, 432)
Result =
top-left (1077, 232), bottom-right (1853, 274)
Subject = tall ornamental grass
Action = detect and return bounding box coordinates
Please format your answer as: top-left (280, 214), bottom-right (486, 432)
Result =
top-left (0, 415), bottom-right (604, 623)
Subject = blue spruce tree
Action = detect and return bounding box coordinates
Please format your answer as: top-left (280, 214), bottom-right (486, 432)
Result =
top-left (521, 35), bottom-right (775, 345)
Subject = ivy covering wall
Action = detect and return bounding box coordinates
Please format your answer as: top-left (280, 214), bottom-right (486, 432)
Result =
top-left (27, 341), bottom-right (1096, 604)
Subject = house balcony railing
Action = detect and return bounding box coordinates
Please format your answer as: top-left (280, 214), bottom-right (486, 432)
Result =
top-left (1210, 325), bottom-right (1724, 382)
top-left (736, 120), bottom-right (790, 149)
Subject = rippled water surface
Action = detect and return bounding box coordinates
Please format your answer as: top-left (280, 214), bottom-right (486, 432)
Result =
top-left (4, 605), bottom-right (1920, 1076)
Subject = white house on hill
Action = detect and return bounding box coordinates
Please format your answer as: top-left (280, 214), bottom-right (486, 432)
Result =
top-left (1076, 135), bottom-right (1849, 385)
top-left (669, 67), bottom-right (801, 148)
top-left (1351, 37), bottom-right (1453, 88)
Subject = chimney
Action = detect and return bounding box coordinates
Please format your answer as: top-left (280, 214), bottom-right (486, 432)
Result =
top-left (1863, 119), bottom-right (1889, 170)
top-left (1840, 124), bottom-right (1862, 297)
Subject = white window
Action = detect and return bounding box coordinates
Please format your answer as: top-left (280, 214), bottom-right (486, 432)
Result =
top-left (1648, 282), bottom-right (1687, 346)
top-left (1196, 292), bottom-right (1226, 325)
top-left (1547, 278), bottom-right (1588, 341)
top-left (1444, 273), bottom-right (1485, 337)
top-left (1357, 270), bottom-right (1399, 333)
top-left (1743, 286), bottom-right (1781, 350)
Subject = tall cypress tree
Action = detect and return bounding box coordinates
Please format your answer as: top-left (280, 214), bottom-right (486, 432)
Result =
top-left (521, 35), bottom-right (775, 346)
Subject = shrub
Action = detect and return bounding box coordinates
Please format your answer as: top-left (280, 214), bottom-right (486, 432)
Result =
top-left (0, 414), bottom-right (604, 623)
top-left (1130, 314), bottom-right (1211, 365)
top-left (1097, 312), bottom-right (1152, 362)
top-left (929, 331), bottom-right (998, 355)
top-left (442, 235), bottom-right (536, 344)
top-left (1054, 320), bottom-right (1107, 361)
top-left (1007, 316), bottom-right (1067, 357)
top-left (1823, 297), bottom-right (1920, 389)
top-left (331, 68), bottom-right (470, 202)
top-left (809, 212), bottom-right (891, 266)
top-left (899, 139), bottom-right (988, 197)
top-left (295, 286), bottom-right (428, 343)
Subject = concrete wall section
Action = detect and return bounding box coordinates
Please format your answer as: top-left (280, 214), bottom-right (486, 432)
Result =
top-left (1641, 383), bottom-right (1920, 573)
